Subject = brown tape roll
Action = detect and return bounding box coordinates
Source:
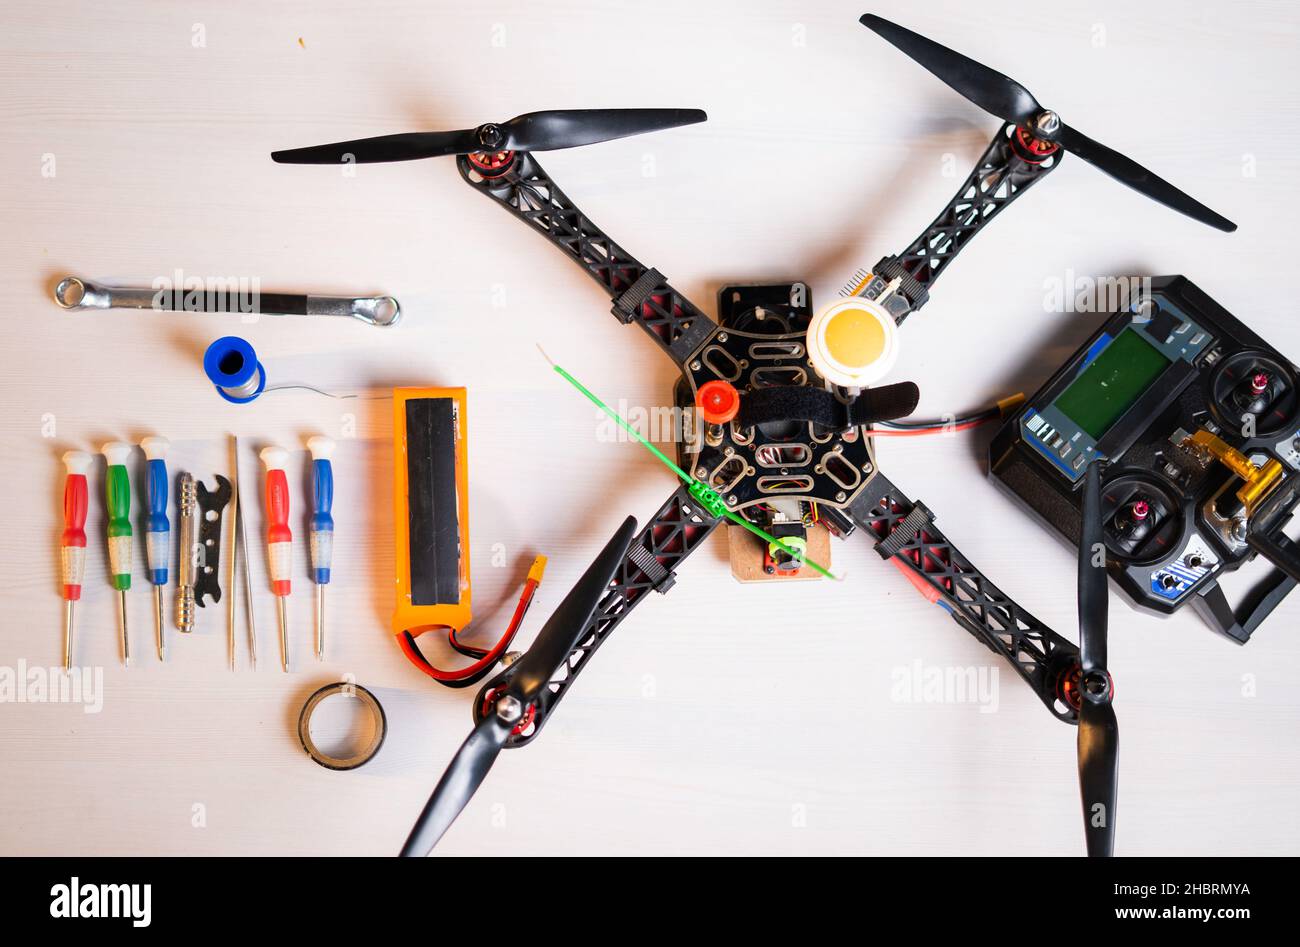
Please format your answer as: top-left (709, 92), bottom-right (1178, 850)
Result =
top-left (297, 682), bottom-right (388, 771)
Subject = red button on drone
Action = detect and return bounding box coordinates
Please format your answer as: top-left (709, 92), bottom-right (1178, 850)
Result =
top-left (696, 380), bottom-right (740, 425)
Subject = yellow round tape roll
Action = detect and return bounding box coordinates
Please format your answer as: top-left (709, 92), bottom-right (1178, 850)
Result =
top-left (806, 297), bottom-right (899, 388)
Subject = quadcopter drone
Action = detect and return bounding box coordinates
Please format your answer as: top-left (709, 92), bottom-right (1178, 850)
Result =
top-left (274, 14), bottom-right (1245, 856)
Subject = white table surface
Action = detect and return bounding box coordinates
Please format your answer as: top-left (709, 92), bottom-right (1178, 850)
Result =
top-left (2, 0), bottom-right (1298, 856)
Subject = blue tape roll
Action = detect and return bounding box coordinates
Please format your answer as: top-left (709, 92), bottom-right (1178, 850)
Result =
top-left (203, 336), bottom-right (266, 404)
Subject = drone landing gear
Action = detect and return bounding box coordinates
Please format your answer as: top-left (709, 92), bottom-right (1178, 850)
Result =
top-left (474, 485), bottom-right (722, 747)
top-left (849, 472), bottom-right (1082, 722)
top-left (850, 122), bottom-right (1060, 323)
top-left (458, 151), bottom-right (717, 364)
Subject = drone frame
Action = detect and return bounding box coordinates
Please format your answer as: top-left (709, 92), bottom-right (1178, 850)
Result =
top-left (454, 129), bottom-right (1084, 761)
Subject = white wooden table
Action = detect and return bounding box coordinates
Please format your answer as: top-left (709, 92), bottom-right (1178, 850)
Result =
top-left (2, 0), bottom-right (1297, 856)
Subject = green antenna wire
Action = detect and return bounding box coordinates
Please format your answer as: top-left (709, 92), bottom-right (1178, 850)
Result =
top-left (541, 348), bottom-right (841, 581)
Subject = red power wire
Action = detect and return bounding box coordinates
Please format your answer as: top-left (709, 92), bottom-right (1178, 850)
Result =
top-left (399, 573), bottom-right (542, 686)
top-left (868, 417), bottom-right (994, 437)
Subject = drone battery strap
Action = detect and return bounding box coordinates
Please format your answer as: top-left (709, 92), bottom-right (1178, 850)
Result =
top-left (626, 542), bottom-right (674, 593)
top-left (736, 382), bottom-right (920, 430)
top-left (875, 504), bottom-right (935, 560)
top-left (869, 503), bottom-right (955, 607)
top-left (611, 268), bottom-right (665, 324)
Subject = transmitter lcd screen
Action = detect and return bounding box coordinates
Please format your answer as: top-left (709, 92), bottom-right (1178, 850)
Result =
top-left (1056, 329), bottom-right (1170, 439)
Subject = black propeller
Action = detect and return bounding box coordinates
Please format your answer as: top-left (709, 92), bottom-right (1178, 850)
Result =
top-left (1077, 460), bottom-right (1118, 857)
top-left (399, 515), bottom-right (638, 856)
top-left (860, 13), bottom-right (1237, 233)
top-left (272, 108), bottom-right (707, 165)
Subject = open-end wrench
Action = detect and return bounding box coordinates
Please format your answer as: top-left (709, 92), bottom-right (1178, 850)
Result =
top-left (194, 475), bottom-right (232, 609)
top-left (53, 275), bottom-right (401, 327)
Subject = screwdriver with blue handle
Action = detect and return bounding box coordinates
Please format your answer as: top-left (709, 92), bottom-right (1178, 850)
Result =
top-left (101, 442), bottom-right (134, 667)
top-left (140, 436), bottom-right (170, 661)
top-left (307, 436), bottom-right (335, 660)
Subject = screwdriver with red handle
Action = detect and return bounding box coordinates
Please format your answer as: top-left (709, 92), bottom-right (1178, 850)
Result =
top-left (260, 446), bottom-right (293, 672)
top-left (60, 451), bottom-right (92, 669)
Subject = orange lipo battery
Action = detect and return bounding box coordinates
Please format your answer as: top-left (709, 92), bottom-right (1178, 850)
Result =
top-left (392, 388), bottom-right (472, 640)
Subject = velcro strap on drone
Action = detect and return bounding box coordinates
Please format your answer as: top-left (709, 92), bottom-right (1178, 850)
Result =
top-left (875, 504), bottom-right (934, 560)
top-left (736, 382), bottom-right (920, 431)
top-left (612, 268), bottom-right (665, 324)
top-left (626, 542), bottom-right (675, 593)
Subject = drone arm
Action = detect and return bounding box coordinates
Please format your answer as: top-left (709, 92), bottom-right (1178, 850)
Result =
top-left (849, 472), bottom-right (1080, 722)
top-left (457, 152), bottom-right (717, 366)
top-left (854, 123), bottom-right (1060, 324)
top-left (473, 484), bottom-right (722, 747)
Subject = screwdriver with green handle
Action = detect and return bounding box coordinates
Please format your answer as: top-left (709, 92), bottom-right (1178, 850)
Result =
top-left (101, 442), bottom-right (134, 667)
